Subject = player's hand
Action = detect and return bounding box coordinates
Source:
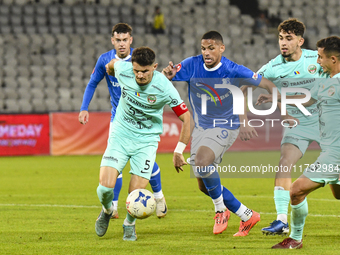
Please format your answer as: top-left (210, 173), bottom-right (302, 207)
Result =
top-left (282, 115), bottom-right (300, 129)
top-left (162, 61), bottom-right (177, 80)
top-left (105, 59), bottom-right (115, 76)
top-left (256, 93), bottom-right (272, 105)
top-left (79, 110), bottom-right (89, 125)
top-left (239, 124), bottom-right (258, 141)
top-left (173, 152), bottom-right (187, 173)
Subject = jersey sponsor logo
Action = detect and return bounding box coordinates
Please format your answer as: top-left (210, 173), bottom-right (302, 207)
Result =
top-left (252, 72), bottom-right (258, 80)
top-left (110, 81), bottom-right (120, 87)
top-left (328, 86), bottom-right (335, 96)
top-left (308, 64), bottom-right (317, 74)
top-left (147, 95), bottom-right (157, 104)
top-left (175, 63), bottom-right (182, 72)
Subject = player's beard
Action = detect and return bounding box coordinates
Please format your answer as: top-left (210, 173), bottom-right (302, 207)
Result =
top-left (281, 52), bottom-right (292, 58)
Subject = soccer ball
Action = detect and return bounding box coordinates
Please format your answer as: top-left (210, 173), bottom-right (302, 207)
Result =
top-left (126, 189), bottom-right (156, 219)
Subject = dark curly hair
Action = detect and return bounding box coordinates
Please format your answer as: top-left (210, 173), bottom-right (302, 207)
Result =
top-left (278, 18), bottom-right (305, 37)
top-left (111, 23), bottom-right (132, 37)
top-left (316, 36), bottom-right (340, 57)
top-left (131, 46), bottom-right (155, 66)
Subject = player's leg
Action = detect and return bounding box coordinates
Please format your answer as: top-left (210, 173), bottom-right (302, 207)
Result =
top-left (96, 135), bottom-right (129, 237)
top-left (194, 145), bottom-right (231, 235)
top-left (329, 184), bottom-right (340, 199)
top-left (96, 166), bottom-right (120, 237)
top-left (272, 174), bottom-right (322, 249)
top-left (264, 126), bottom-right (318, 235)
top-left (262, 143), bottom-right (302, 235)
top-left (149, 162), bottom-right (167, 218)
top-left (111, 173), bottom-right (122, 219)
top-left (122, 141), bottom-right (157, 241)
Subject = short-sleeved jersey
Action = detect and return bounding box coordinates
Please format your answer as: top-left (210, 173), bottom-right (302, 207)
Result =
top-left (173, 55), bottom-right (262, 129)
top-left (80, 48), bottom-right (133, 121)
top-left (258, 49), bottom-right (323, 126)
top-left (311, 73), bottom-right (340, 151)
top-left (113, 61), bottom-right (184, 141)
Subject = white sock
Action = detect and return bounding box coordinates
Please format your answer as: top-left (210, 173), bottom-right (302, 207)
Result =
top-left (235, 204), bottom-right (253, 221)
top-left (212, 194), bottom-right (226, 212)
top-left (112, 201), bottom-right (118, 211)
top-left (277, 213), bottom-right (288, 224)
top-left (124, 218), bottom-right (136, 226)
top-left (153, 190), bottom-right (164, 199)
top-left (103, 204), bottom-right (113, 215)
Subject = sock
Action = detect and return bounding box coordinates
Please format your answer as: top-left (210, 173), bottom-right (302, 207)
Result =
top-left (97, 184), bottom-right (114, 212)
top-left (149, 162), bottom-right (162, 194)
top-left (153, 190), bottom-right (164, 199)
top-left (289, 198), bottom-right (308, 241)
top-left (222, 185), bottom-right (241, 213)
top-left (235, 203), bottom-right (253, 221)
top-left (274, 187), bottom-right (290, 224)
top-left (124, 212), bottom-right (136, 225)
top-left (112, 173), bottom-right (123, 210)
top-left (201, 166), bottom-right (225, 212)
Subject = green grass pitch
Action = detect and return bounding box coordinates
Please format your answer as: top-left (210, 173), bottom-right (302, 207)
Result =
top-left (1, 150), bottom-right (340, 254)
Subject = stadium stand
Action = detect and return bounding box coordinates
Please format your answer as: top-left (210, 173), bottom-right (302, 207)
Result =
top-left (0, 0), bottom-right (338, 113)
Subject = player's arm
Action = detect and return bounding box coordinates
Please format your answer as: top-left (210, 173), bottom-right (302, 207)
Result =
top-left (79, 56), bottom-right (106, 125)
top-left (239, 86), bottom-right (258, 141)
top-left (172, 102), bottom-right (193, 173)
top-left (162, 61), bottom-right (177, 80)
top-left (105, 59), bottom-right (120, 76)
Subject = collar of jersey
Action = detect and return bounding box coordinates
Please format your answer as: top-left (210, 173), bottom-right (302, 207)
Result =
top-left (115, 54), bottom-right (131, 61)
top-left (203, 62), bottom-right (222, 71)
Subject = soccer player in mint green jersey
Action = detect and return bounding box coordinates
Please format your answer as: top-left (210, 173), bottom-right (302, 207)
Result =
top-left (270, 36), bottom-right (340, 249)
top-left (94, 47), bottom-right (192, 241)
top-left (254, 18), bottom-right (324, 235)
top-left (79, 23), bottom-right (168, 219)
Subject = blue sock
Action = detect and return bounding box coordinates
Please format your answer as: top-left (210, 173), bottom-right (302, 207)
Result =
top-left (112, 174), bottom-right (123, 207)
top-left (222, 186), bottom-right (241, 213)
top-left (149, 162), bottom-right (161, 193)
top-left (201, 168), bottom-right (222, 200)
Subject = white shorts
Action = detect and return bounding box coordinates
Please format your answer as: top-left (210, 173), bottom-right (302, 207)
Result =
top-left (188, 127), bottom-right (239, 167)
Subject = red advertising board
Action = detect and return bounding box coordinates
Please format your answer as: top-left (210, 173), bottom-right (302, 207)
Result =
top-left (0, 114), bottom-right (50, 156)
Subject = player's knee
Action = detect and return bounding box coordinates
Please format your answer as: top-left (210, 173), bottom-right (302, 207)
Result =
top-left (279, 156), bottom-right (292, 168)
top-left (289, 183), bottom-right (305, 204)
top-left (195, 157), bottom-right (208, 168)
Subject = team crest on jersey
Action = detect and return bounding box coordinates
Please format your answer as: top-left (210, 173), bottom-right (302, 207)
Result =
top-left (308, 64), bottom-right (317, 74)
top-left (328, 86), bottom-right (335, 97)
top-left (147, 95), bottom-right (157, 104)
top-left (282, 81), bottom-right (289, 87)
top-left (252, 72), bottom-right (258, 80)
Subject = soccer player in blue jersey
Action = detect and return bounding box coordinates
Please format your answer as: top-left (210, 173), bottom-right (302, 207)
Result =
top-left (79, 23), bottom-right (167, 219)
top-left (162, 31), bottom-right (278, 236)
top-left (250, 18), bottom-right (324, 235)
top-left (95, 46), bottom-right (191, 241)
top-left (258, 36), bottom-right (340, 249)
